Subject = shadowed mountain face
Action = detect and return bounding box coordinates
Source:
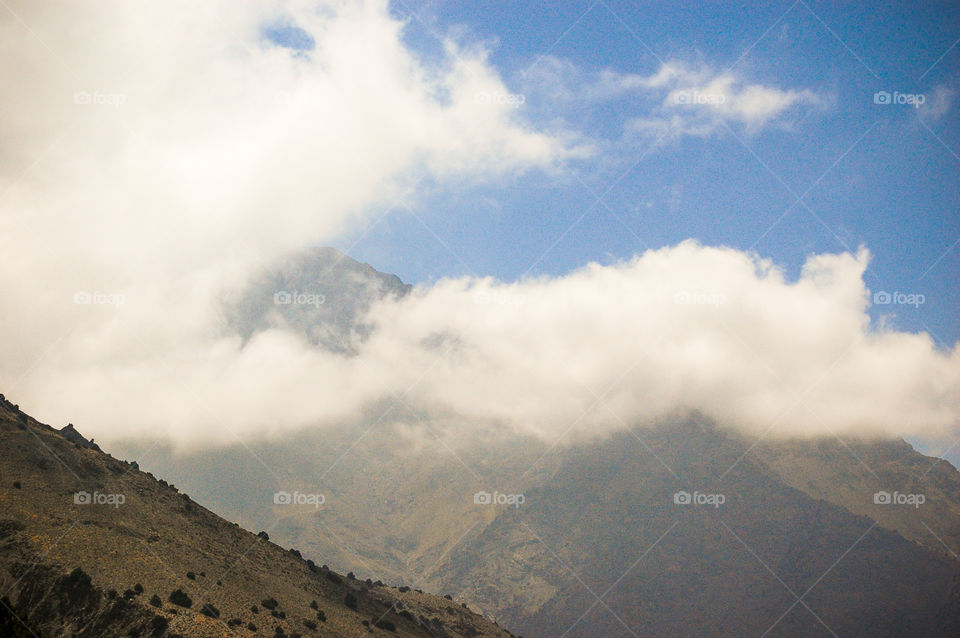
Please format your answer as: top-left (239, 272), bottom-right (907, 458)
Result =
top-left (224, 246), bottom-right (410, 353)
top-left (0, 398), bottom-right (516, 638)
top-left (120, 421), bottom-right (960, 638)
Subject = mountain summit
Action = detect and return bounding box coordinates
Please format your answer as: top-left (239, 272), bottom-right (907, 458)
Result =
top-left (225, 247), bottom-right (411, 353)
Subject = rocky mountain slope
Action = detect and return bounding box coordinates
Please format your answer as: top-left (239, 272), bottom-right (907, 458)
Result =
top-left (0, 396), bottom-right (516, 638)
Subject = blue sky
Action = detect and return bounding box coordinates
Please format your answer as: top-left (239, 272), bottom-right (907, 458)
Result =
top-left (334, 0), bottom-right (959, 345)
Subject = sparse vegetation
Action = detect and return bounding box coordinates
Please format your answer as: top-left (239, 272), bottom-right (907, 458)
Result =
top-left (344, 592), bottom-right (358, 610)
top-left (374, 618), bottom-right (397, 632)
top-left (261, 597), bottom-right (279, 610)
top-left (199, 602), bottom-right (220, 618)
top-left (168, 588), bottom-right (192, 608)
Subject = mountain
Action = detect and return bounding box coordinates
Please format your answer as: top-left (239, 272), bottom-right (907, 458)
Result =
top-left (0, 396), bottom-right (516, 638)
top-left (121, 419), bottom-right (960, 637)
top-left (224, 246), bottom-right (410, 354)
top-left (108, 249), bottom-right (960, 637)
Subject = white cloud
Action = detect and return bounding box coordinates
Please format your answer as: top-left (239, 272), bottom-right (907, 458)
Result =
top-left (11, 240), bottom-right (960, 448)
top-left (0, 0), bottom-right (577, 433)
top-left (523, 57), bottom-right (821, 140)
top-left (1, 4), bottom-right (954, 450)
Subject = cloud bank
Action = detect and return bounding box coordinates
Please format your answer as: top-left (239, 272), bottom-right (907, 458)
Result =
top-left (1, 1), bottom-right (956, 448)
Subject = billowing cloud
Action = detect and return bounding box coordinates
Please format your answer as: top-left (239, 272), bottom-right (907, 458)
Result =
top-left (10, 240), bottom-right (960, 448)
top-left (1, 2), bottom-right (955, 450)
top-left (0, 0), bottom-right (576, 432)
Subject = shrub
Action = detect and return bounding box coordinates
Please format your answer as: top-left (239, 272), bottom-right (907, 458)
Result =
top-left (200, 603), bottom-right (220, 618)
top-left (186, 572), bottom-right (196, 580)
top-left (399, 610), bottom-right (414, 621)
top-left (168, 589), bottom-right (192, 608)
top-left (373, 618), bottom-right (397, 632)
top-left (398, 586), bottom-right (409, 593)
top-left (324, 572), bottom-right (342, 584)
top-left (133, 583), bottom-right (144, 594)
top-left (261, 597), bottom-right (279, 610)
top-left (316, 610), bottom-right (326, 622)
top-left (247, 623), bottom-right (257, 632)
top-left (344, 592), bottom-right (358, 610)
top-left (123, 589), bottom-right (136, 599)
top-left (271, 610), bottom-right (286, 619)
top-left (250, 605), bottom-right (259, 614)
top-left (227, 618), bottom-right (243, 627)
top-left (257, 531), bottom-right (269, 541)
top-left (303, 619), bottom-right (317, 630)
top-left (148, 594), bottom-right (162, 608)
top-left (309, 600), bottom-right (318, 610)
top-left (347, 572), bottom-right (355, 580)
top-left (149, 615), bottom-right (168, 635)
top-left (12, 481), bottom-right (20, 489)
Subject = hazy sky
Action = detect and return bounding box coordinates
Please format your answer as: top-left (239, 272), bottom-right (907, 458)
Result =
top-left (0, 0), bottom-right (957, 449)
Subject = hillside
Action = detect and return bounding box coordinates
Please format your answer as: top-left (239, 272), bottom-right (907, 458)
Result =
top-left (116, 418), bottom-right (960, 637)
top-left (0, 396), bottom-right (516, 638)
